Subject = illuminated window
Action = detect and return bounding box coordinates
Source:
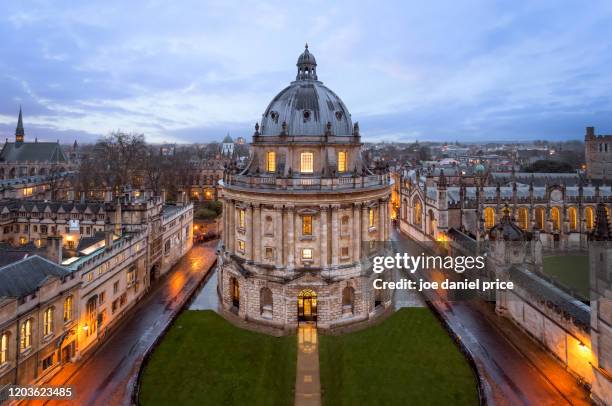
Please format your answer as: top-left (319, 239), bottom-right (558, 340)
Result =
top-left (43, 307), bottom-right (54, 336)
top-left (369, 208), bottom-right (375, 228)
top-left (20, 319), bottom-right (32, 350)
top-left (63, 296), bottom-right (73, 322)
top-left (127, 268), bottom-right (136, 286)
top-left (19, 236), bottom-right (27, 245)
top-left (86, 296), bottom-right (98, 337)
top-left (585, 207), bottom-right (594, 230)
top-left (337, 151), bottom-right (347, 172)
top-left (535, 207), bottom-right (545, 230)
top-left (302, 215), bottom-right (313, 236)
top-left (413, 198), bottom-right (422, 227)
top-left (266, 151), bottom-right (276, 172)
top-left (568, 207), bottom-right (577, 231)
top-left (23, 187), bottom-right (33, 197)
top-left (518, 207), bottom-right (529, 230)
top-left (300, 152), bottom-right (314, 173)
top-left (238, 240), bottom-right (245, 253)
top-left (1, 333), bottom-right (7, 364)
top-left (484, 207), bottom-right (495, 228)
top-left (238, 208), bottom-right (245, 229)
top-left (302, 248), bottom-right (313, 260)
top-left (551, 207), bottom-right (561, 231)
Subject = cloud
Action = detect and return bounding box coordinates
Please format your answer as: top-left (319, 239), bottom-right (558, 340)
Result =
top-left (1, 0), bottom-right (612, 144)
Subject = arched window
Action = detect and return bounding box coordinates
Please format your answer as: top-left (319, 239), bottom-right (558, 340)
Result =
top-left (551, 207), bottom-right (561, 232)
top-left (266, 151), bottom-right (276, 173)
top-left (535, 207), bottom-right (546, 230)
top-left (86, 296), bottom-right (98, 337)
top-left (585, 207), bottom-right (594, 230)
top-left (20, 319), bottom-right (32, 350)
top-left (568, 207), bottom-right (578, 232)
top-left (237, 208), bottom-right (245, 229)
top-left (1, 332), bottom-right (8, 364)
top-left (260, 287), bottom-right (273, 318)
top-left (413, 198), bottom-right (422, 227)
top-left (518, 207), bottom-right (529, 230)
top-left (64, 296), bottom-right (73, 322)
top-left (337, 151), bottom-right (347, 173)
top-left (402, 199), bottom-right (408, 221)
top-left (484, 207), bottom-right (495, 229)
top-left (43, 307), bottom-right (54, 336)
top-left (342, 286), bottom-right (355, 315)
top-left (300, 152), bottom-right (314, 174)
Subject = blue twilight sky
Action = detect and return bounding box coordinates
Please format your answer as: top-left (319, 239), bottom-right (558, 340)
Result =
top-left (1, 0), bottom-right (612, 144)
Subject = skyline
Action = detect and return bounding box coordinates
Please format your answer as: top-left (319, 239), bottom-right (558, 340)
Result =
top-left (1, 0), bottom-right (612, 144)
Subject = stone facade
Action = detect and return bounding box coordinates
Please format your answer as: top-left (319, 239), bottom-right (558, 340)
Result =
top-left (218, 45), bottom-right (392, 332)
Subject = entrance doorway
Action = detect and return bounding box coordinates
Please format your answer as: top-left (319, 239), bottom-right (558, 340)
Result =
top-left (298, 289), bottom-right (317, 322)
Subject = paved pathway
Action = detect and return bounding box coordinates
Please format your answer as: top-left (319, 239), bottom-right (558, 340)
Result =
top-left (294, 323), bottom-right (322, 406)
top-left (23, 242), bottom-right (217, 406)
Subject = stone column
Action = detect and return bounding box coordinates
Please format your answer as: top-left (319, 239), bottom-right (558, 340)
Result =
top-left (352, 203), bottom-right (361, 261)
top-left (331, 205), bottom-right (340, 266)
top-left (244, 204), bottom-right (255, 261)
top-left (361, 204), bottom-right (369, 256)
top-left (274, 205), bottom-right (283, 268)
top-left (319, 205), bottom-right (329, 268)
top-left (227, 200), bottom-right (235, 253)
top-left (287, 205), bottom-right (295, 270)
top-left (251, 203), bottom-right (263, 263)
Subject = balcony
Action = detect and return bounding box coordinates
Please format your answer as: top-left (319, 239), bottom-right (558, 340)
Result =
top-left (222, 172), bottom-right (392, 193)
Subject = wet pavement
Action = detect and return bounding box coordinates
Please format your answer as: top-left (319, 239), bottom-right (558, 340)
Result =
top-left (24, 242), bottom-right (217, 406)
top-left (190, 266), bottom-right (218, 311)
top-left (294, 324), bottom-right (322, 406)
top-left (392, 230), bottom-right (591, 406)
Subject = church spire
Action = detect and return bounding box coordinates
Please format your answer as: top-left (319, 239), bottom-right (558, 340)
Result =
top-left (15, 106), bottom-right (24, 144)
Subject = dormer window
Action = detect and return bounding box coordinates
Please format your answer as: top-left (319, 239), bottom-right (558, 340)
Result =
top-left (300, 152), bottom-right (314, 174)
top-left (303, 110), bottom-right (311, 122)
top-left (335, 111), bottom-right (343, 120)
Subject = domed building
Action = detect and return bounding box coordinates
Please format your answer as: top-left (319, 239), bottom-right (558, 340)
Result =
top-left (218, 45), bottom-right (393, 331)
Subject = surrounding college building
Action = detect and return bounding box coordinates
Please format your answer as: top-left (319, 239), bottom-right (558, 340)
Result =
top-left (218, 45), bottom-right (393, 332)
top-left (585, 126), bottom-right (612, 180)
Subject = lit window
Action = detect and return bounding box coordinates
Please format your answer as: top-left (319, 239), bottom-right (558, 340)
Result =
top-left (300, 152), bottom-right (314, 174)
top-left (337, 151), bottom-right (347, 172)
top-left (568, 207), bottom-right (577, 231)
top-left (585, 207), bottom-right (594, 230)
top-left (63, 296), bottom-right (73, 322)
top-left (238, 209), bottom-right (246, 229)
top-left (266, 151), bottom-right (276, 172)
top-left (302, 248), bottom-right (313, 260)
top-left (369, 208), bottom-right (375, 228)
top-left (518, 207), bottom-right (529, 230)
top-left (127, 268), bottom-right (136, 286)
top-left (20, 319), bottom-right (32, 350)
top-left (484, 207), bottom-right (495, 228)
top-left (238, 240), bottom-right (245, 253)
top-left (43, 307), bottom-right (54, 336)
top-left (1, 333), bottom-right (7, 364)
top-left (302, 215), bottom-right (313, 236)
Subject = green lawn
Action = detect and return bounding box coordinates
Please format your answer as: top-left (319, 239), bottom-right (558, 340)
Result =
top-left (140, 310), bottom-right (296, 406)
top-left (542, 255), bottom-right (589, 299)
top-left (319, 308), bottom-right (479, 406)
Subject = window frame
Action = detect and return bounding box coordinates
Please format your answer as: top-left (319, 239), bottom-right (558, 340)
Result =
top-left (300, 152), bottom-right (314, 174)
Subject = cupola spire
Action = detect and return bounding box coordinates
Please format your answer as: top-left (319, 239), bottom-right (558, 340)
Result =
top-left (296, 43), bottom-right (318, 81)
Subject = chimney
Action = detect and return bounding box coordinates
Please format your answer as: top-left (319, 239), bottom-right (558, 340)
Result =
top-left (45, 236), bottom-right (63, 264)
top-left (161, 190), bottom-right (167, 204)
top-left (104, 188), bottom-right (113, 202)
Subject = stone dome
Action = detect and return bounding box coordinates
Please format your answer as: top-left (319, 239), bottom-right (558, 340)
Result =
top-left (259, 45), bottom-right (353, 137)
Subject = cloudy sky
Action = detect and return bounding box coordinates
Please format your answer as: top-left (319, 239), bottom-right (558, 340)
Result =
top-left (1, 0), bottom-right (612, 144)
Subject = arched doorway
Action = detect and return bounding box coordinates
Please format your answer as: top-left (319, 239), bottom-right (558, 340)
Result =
top-left (297, 289), bottom-right (317, 322)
